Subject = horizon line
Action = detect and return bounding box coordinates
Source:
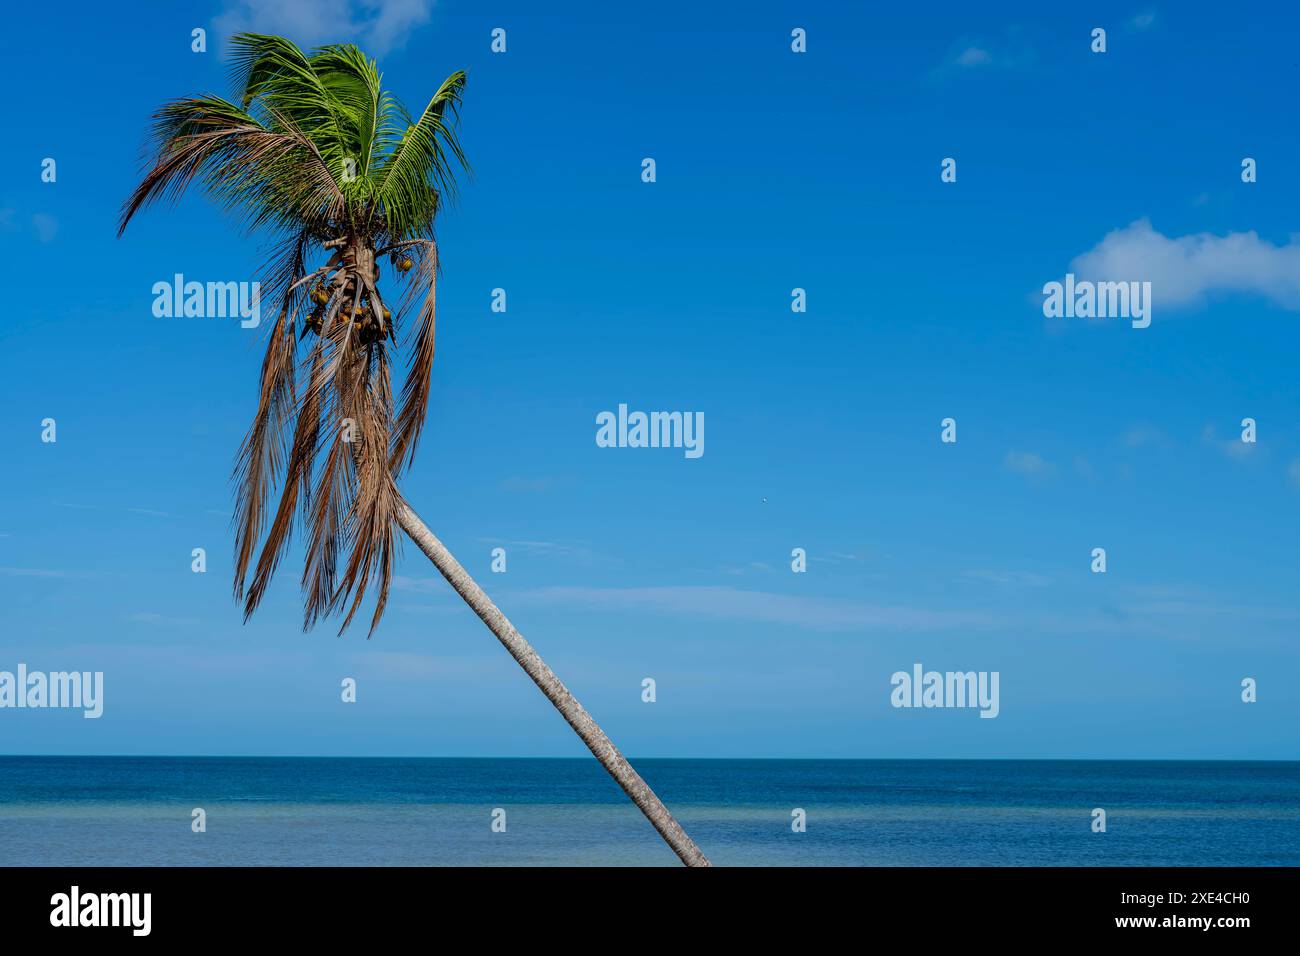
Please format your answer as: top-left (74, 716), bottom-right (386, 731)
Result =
top-left (3, 754), bottom-right (1297, 763)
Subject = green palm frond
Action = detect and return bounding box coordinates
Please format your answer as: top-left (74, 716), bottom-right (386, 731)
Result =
top-left (374, 70), bottom-right (469, 238)
top-left (118, 94), bottom-right (346, 237)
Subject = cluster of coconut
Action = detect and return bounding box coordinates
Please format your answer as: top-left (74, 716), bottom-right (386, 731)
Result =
top-left (305, 289), bottom-right (390, 344)
top-left (352, 298), bottom-right (391, 345)
top-left (301, 255), bottom-right (412, 344)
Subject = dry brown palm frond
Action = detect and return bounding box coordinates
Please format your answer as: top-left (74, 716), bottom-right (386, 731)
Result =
top-left (118, 99), bottom-right (348, 240)
top-left (235, 233), bottom-right (421, 636)
top-left (237, 251), bottom-right (405, 636)
top-left (287, 297), bottom-right (393, 634)
top-left (389, 238), bottom-right (439, 472)
top-left (232, 231), bottom-right (311, 600)
top-left (295, 338), bottom-right (329, 514)
top-left (241, 338), bottom-right (326, 618)
top-left (336, 345), bottom-right (401, 635)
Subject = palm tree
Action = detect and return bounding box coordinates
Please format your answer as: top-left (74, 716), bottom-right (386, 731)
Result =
top-left (118, 33), bottom-right (709, 867)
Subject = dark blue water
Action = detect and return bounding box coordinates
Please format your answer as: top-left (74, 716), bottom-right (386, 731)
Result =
top-left (1, 757), bottom-right (1296, 866)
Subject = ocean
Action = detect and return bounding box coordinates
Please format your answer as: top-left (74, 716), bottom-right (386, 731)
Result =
top-left (1, 757), bottom-right (1297, 866)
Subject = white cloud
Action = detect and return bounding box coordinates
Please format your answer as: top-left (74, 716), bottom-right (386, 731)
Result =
top-left (955, 46), bottom-right (993, 67)
top-left (128, 507), bottom-right (172, 518)
top-left (962, 570), bottom-right (1052, 588)
top-left (346, 650), bottom-right (497, 681)
top-left (1201, 424), bottom-right (1256, 460)
top-left (32, 213), bottom-right (58, 243)
top-left (128, 611), bottom-right (202, 627)
top-left (0, 566), bottom-right (67, 578)
top-left (933, 29), bottom-right (1035, 78)
top-left (483, 539), bottom-right (593, 559)
top-left (499, 476), bottom-right (556, 493)
top-left (392, 575), bottom-right (447, 594)
top-left (1070, 218), bottom-right (1300, 312)
top-left (515, 585), bottom-right (997, 632)
top-left (213, 0), bottom-right (434, 56)
top-left (1289, 459), bottom-right (1300, 490)
top-left (365, 0), bottom-right (434, 55)
top-left (1121, 424), bottom-right (1169, 449)
top-left (1122, 596), bottom-right (1300, 623)
top-left (810, 551), bottom-right (863, 564)
top-left (1003, 450), bottom-right (1054, 478)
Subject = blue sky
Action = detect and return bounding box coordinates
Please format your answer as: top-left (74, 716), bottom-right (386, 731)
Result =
top-left (1, 0), bottom-right (1297, 759)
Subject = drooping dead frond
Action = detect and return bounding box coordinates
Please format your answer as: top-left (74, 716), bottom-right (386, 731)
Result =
top-left (335, 343), bottom-right (401, 635)
top-left (240, 338), bottom-right (325, 617)
top-left (389, 239), bottom-right (439, 473)
top-left (232, 230), bottom-right (311, 600)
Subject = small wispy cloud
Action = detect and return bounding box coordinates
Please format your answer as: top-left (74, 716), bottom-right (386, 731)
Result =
top-left (499, 476), bottom-right (556, 493)
top-left (213, 0), bottom-right (435, 56)
top-left (932, 28), bottom-right (1035, 78)
top-left (392, 575), bottom-right (447, 595)
top-left (128, 507), bottom-right (172, 518)
top-left (1130, 10), bottom-right (1157, 30)
top-left (54, 502), bottom-right (177, 519)
top-left (32, 213), bottom-right (58, 243)
top-left (1122, 424), bottom-right (1170, 449)
top-left (350, 651), bottom-right (446, 680)
top-left (0, 566), bottom-right (68, 578)
top-left (1201, 424), bottom-right (1256, 460)
top-left (345, 651), bottom-right (502, 681)
top-left (472, 539), bottom-right (600, 565)
top-left (955, 46), bottom-right (993, 67)
top-left (1003, 450), bottom-right (1055, 479)
top-left (128, 611), bottom-right (202, 627)
top-left (1122, 596), bottom-right (1300, 623)
top-left (1289, 459), bottom-right (1300, 490)
top-left (962, 569), bottom-right (1052, 588)
top-left (515, 585), bottom-right (998, 632)
top-left (491, 539), bottom-right (591, 558)
top-left (810, 551), bottom-right (863, 565)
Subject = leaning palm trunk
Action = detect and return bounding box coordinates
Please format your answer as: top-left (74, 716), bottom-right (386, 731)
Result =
top-left (397, 502), bottom-right (710, 867)
top-left (118, 33), bottom-right (708, 867)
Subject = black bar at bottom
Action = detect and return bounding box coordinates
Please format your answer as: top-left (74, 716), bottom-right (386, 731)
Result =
top-left (0, 866), bottom-right (1287, 941)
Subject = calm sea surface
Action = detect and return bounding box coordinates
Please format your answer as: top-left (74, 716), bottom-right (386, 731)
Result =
top-left (1, 757), bottom-right (1296, 866)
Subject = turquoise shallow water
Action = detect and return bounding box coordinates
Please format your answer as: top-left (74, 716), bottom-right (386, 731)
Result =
top-left (1, 757), bottom-right (1297, 866)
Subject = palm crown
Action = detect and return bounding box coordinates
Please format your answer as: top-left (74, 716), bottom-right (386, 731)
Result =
top-left (119, 33), bottom-right (469, 635)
